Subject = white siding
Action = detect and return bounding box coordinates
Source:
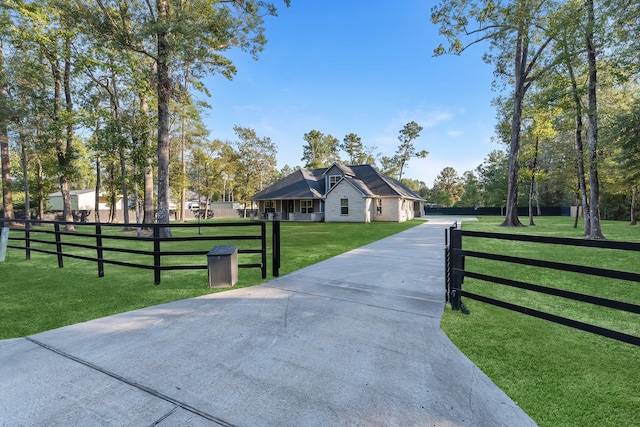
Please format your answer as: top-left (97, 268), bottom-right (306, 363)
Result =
top-left (371, 197), bottom-right (417, 223)
top-left (325, 181), bottom-right (367, 222)
top-left (400, 198), bottom-right (415, 222)
top-left (373, 197), bottom-right (401, 222)
top-left (76, 193), bottom-right (94, 210)
top-left (47, 191), bottom-right (122, 211)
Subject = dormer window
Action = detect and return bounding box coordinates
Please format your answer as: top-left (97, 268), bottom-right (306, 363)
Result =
top-left (329, 175), bottom-right (341, 189)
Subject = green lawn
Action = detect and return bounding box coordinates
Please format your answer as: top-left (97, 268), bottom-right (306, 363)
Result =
top-left (440, 216), bottom-right (640, 427)
top-left (3, 215), bottom-right (638, 426)
top-left (0, 219), bottom-right (419, 339)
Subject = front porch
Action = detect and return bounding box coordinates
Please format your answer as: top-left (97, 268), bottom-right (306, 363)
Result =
top-left (254, 200), bottom-right (324, 222)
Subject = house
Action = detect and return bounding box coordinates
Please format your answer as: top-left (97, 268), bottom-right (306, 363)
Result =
top-left (250, 163), bottom-right (424, 223)
top-left (47, 189), bottom-right (123, 212)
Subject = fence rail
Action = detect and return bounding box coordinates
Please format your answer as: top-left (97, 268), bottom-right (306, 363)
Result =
top-left (445, 226), bottom-right (640, 347)
top-left (1, 219), bottom-right (280, 284)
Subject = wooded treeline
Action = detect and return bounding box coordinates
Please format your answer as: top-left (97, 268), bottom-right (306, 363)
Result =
top-left (431, 0), bottom-right (640, 238)
top-left (0, 0), bottom-right (288, 236)
top-left (1, 1), bottom-right (639, 240)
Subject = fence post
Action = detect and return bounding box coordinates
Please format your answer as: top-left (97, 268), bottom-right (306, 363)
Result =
top-left (260, 221), bottom-right (267, 279)
top-left (54, 222), bottom-right (64, 268)
top-left (153, 224), bottom-right (161, 285)
top-left (450, 227), bottom-right (463, 310)
top-left (96, 224), bottom-right (104, 278)
top-left (0, 227), bottom-right (8, 262)
top-left (25, 219), bottom-right (31, 261)
top-left (445, 228), bottom-right (450, 303)
top-left (272, 220), bottom-right (280, 277)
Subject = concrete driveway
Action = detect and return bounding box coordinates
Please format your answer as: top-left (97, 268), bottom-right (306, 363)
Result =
top-left (0, 218), bottom-right (537, 426)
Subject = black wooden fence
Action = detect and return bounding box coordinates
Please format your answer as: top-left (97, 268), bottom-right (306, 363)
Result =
top-left (445, 224), bottom-right (640, 347)
top-left (1, 219), bottom-right (281, 284)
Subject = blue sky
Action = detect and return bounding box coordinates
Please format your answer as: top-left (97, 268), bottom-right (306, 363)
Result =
top-left (202, 0), bottom-right (503, 186)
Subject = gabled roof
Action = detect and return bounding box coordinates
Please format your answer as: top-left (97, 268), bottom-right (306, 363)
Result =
top-left (250, 168), bottom-right (325, 200)
top-left (322, 162), bottom-right (355, 178)
top-left (348, 165), bottom-right (423, 200)
top-left (324, 176), bottom-right (375, 198)
top-left (250, 164), bottom-right (424, 201)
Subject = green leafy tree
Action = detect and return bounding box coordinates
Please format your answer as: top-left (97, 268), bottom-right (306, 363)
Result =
top-left (301, 130), bottom-right (340, 169)
top-left (432, 0), bottom-right (556, 226)
top-left (188, 139), bottom-right (228, 218)
top-left (379, 155), bottom-right (399, 180)
top-left (607, 97), bottom-right (640, 224)
top-left (0, 26), bottom-right (14, 223)
top-left (234, 126), bottom-right (277, 215)
top-left (394, 121), bottom-right (426, 181)
top-left (476, 150), bottom-right (509, 207)
top-left (340, 133), bottom-right (375, 165)
top-left (459, 170), bottom-right (480, 208)
top-left (9, 0), bottom-right (82, 230)
top-left (521, 105), bottom-right (557, 225)
top-left (71, 0), bottom-right (287, 236)
top-left (272, 164), bottom-right (300, 183)
top-left (400, 177), bottom-right (428, 198)
top-left (6, 42), bottom-right (58, 220)
top-left (432, 166), bottom-right (464, 207)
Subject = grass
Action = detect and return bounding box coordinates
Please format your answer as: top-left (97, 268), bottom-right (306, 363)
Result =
top-left (440, 216), bottom-right (640, 427)
top-left (0, 218), bottom-right (419, 339)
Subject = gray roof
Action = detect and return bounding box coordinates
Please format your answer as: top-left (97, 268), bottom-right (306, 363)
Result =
top-left (250, 168), bottom-right (324, 200)
top-left (348, 165), bottom-right (423, 199)
top-left (250, 164), bottom-right (423, 201)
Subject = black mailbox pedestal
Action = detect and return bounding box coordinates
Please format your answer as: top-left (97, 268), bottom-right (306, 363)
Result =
top-left (207, 245), bottom-right (238, 288)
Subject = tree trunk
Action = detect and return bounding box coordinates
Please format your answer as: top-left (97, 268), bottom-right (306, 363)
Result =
top-left (567, 58), bottom-right (590, 236)
top-left (156, 0), bottom-right (172, 238)
top-left (535, 181), bottom-right (541, 216)
top-left (141, 94), bottom-right (155, 225)
top-left (528, 136), bottom-right (539, 226)
top-left (585, 0), bottom-right (605, 240)
top-left (501, 29), bottom-right (527, 227)
top-left (95, 152), bottom-right (101, 223)
top-left (130, 128), bottom-right (140, 224)
top-left (37, 159), bottom-right (44, 220)
top-left (631, 185), bottom-right (637, 226)
top-left (109, 160), bottom-right (117, 222)
top-left (61, 39), bottom-right (76, 231)
top-left (110, 67), bottom-right (131, 229)
top-left (120, 154), bottom-right (131, 227)
top-left (21, 140), bottom-right (31, 229)
top-left (50, 49), bottom-right (75, 231)
top-left (0, 39), bottom-right (15, 224)
top-left (528, 178), bottom-right (535, 226)
top-left (179, 63), bottom-right (190, 223)
top-left (205, 190), bottom-right (212, 219)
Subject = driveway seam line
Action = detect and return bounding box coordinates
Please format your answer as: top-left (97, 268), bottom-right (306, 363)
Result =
top-left (25, 337), bottom-right (236, 427)
top-left (261, 284), bottom-right (443, 319)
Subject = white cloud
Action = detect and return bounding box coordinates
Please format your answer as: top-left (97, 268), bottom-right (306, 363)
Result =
top-left (373, 106), bottom-right (461, 151)
top-left (396, 106), bottom-right (457, 129)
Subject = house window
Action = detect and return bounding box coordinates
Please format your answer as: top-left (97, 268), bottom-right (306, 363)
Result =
top-left (376, 199), bottom-right (382, 214)
top-left (301, 200), bottom-right (313, 213)
top-left (340, 198), bottom-right (349, 215)
top-left (329, 175), bottom-right (341, 189)
top-left (264, 201), bottom-right (275, 213)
